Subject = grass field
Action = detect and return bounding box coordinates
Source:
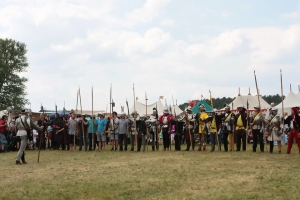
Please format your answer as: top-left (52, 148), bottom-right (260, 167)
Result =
top-left (1, 144), bottom-right (300, 200)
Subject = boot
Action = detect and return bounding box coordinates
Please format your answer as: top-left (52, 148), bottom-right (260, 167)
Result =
top-left (16, 160), bottom-right (22, 165)
top-left (22, 159), bottom-right (27, 164)
top-left (198, 145), bottom-right (201, 151)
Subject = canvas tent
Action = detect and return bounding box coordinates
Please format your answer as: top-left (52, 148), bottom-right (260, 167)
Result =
top-left (275, 91), bottom-right (300, 114)
top-left (220, 94), bottom-right (270, 111)
top-left (191, 100), bottom-right (213, 114)
top-left (129, 100), bottom-right (183, 116)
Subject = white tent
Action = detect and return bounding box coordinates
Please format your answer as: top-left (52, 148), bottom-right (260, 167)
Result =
top-left (129, 100), bottom-right (183, 116)
top-left (220, 94), bottom-right (270, 111)
top-left (276, 91), bottom-right (300, 114)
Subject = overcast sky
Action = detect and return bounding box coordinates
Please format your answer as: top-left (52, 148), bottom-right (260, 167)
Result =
top-left (1, 0), bottom-right (300, 112)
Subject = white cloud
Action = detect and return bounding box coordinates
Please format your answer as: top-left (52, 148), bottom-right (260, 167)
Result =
top-left (160, 18), bottom-right (174, 26)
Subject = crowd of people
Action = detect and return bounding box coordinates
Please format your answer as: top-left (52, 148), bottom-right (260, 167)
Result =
top-left (0, 103), bottom-right (300, 165)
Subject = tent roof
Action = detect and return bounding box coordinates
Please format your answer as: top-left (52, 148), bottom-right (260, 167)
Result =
top-left (276, 91), bottom-right (300, 109)
top-left (129, 100), bottom-right (183, 116)
top-left (220, 94), bottom-right (270, 110)
top-left (192, 100), bottom-right (213, 114)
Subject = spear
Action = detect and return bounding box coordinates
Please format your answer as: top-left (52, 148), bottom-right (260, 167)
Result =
top-left (156, 102), bottom-right (159, 150)
top-left (110, 84), bottom-right (112, 149)
top-left (172, 95), bottom-right (179, 150)
top-left (232, 102), bottom-right (234, 151)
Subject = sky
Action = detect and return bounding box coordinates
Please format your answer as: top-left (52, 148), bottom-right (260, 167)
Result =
top-left (0, 0), bottom-right (300, 112)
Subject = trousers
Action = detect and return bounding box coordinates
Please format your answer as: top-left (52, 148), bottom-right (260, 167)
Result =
top-left (16, 136), bottom-right (27, 161)
top-left (287, 129), bottom-right (300, 154)
top-left (252, 129), bottom-right (264, 152)
top-left (236, 130), bottom-right (246, 151)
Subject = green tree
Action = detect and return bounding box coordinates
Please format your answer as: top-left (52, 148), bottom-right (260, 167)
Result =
top-left (0, 38), bottom-right (29, 110)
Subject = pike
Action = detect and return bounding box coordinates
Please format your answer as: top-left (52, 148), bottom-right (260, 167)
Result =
top-left (156, 102), bottom-right (159, 150)
top-left (92, 87), bottom-right (94, 151)
top-left (37, 104), bottom-right (45, 163)
top-left (133, 83), bottom-right (138, 151)
top-left (110, 84), bottom-right (112, 149)
top-left (232, 102), bottom-right (235, 151)
top-left (145, 92), bottom-right (148, 151)
top-left (74, 89), bottom-right (79, 150)
top-left (78, 88), bottom-right (86, 150)
top-left (280, 70), bottom-right (285, 150)
top-left (111, 98), bottom-right (116, 151)
top-left (172, 95), bottom-right (179, 150)
top-left (254, 71), bottom-right (266, 152)
top-left (169, 104), bottom-right (172, 151)
top-left (210, 90), bottom-right (220, 151)
top-left (246, 99), bottom-right (249, 151)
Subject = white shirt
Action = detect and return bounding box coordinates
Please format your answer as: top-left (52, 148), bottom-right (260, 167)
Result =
top-left (16, 115), bottom-right (31, 137)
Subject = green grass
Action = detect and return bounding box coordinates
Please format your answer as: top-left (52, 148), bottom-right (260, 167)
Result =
top-left (1, 144), bottom-right (300, 200)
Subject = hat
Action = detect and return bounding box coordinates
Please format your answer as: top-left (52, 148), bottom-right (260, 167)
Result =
top-left (224, 104), bottom-right (230, 110)
top-left (140, 114), bottom-right (145, 118)
top-left (212, 108), bottom-right (218, 113)
top-left (291, 107), bottom-right (299, 115)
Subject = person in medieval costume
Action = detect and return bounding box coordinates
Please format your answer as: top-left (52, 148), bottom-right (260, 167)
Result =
top-left (220, 104), bottom-right (235, 151)
top-left (196, 104), bottom-right (209, 151)
top-left (207, 108), bottom-right (222, 152)
top-left (174, 113), bottom-right (184, 151)
top-left (185, 106), bottom-right (196, 151)
top-left (265, 107), bottom-right (282, 153)
top-left (158, 106), bottom-right (172, 151)
top-left (234, 104), bottom-right (247, 151)
top-left (145, 108), bottom-right (158, 151)
top-left (129, 111), bottom-right (139, 151)
top-left (249, 106), bottom-right (265, 152)
top-left (285, 107), bottom-right (300, 154)
top-left (137, 114), bottom-right (146, 152)
top-left (15, 109), bottom-right (43, 165)
top-left (51, 113), bottom-right (64, 150)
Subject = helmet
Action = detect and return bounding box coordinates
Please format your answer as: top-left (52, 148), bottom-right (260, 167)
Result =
top-left (254, 105), bottom-right (260, 110)
top-left (163, 106), bottom-right (169, 114)
top-left (224, 104), bottom-right (230, 110)
top-left (140, 114), bottom-right (145, 119)
top-left (186, 106), bottom-right (192, 111)
top-left (212, 108), bottom-right (218, 113)
top-left (237, 104), bottom-right (245, 109)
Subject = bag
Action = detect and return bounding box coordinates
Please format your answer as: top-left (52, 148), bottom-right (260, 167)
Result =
top-left (20, 116), bottom-right (32, 139)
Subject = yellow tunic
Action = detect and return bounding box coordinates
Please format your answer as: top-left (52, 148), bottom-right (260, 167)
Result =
top-left (199, 112), bottom-right (209, 134)
top-left (210, 117), bottom-right (217, 133)
top-left (236, 115), bottom-right (245, 130)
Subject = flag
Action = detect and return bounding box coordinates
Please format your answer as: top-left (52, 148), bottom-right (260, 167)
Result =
top-left (159, 96), bottom-right (164, 99)
top-left (209, 90), bottom-right (213, 108)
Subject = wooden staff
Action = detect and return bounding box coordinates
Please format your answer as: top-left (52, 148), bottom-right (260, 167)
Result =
top-left (92, 87), bottom-right (94, 151)
top-left (133, 83), bottom-right (138, 151)
top-left (254, 71), bottom-right (266, 151)
top-left (280, 70), bottom-right (285, 148)
top-left (79, 88), bottom-right (86, 150)
top-left (145, 92), bottom-right (148, 151)
top-left (37, 105), bottom-right (44, 163)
